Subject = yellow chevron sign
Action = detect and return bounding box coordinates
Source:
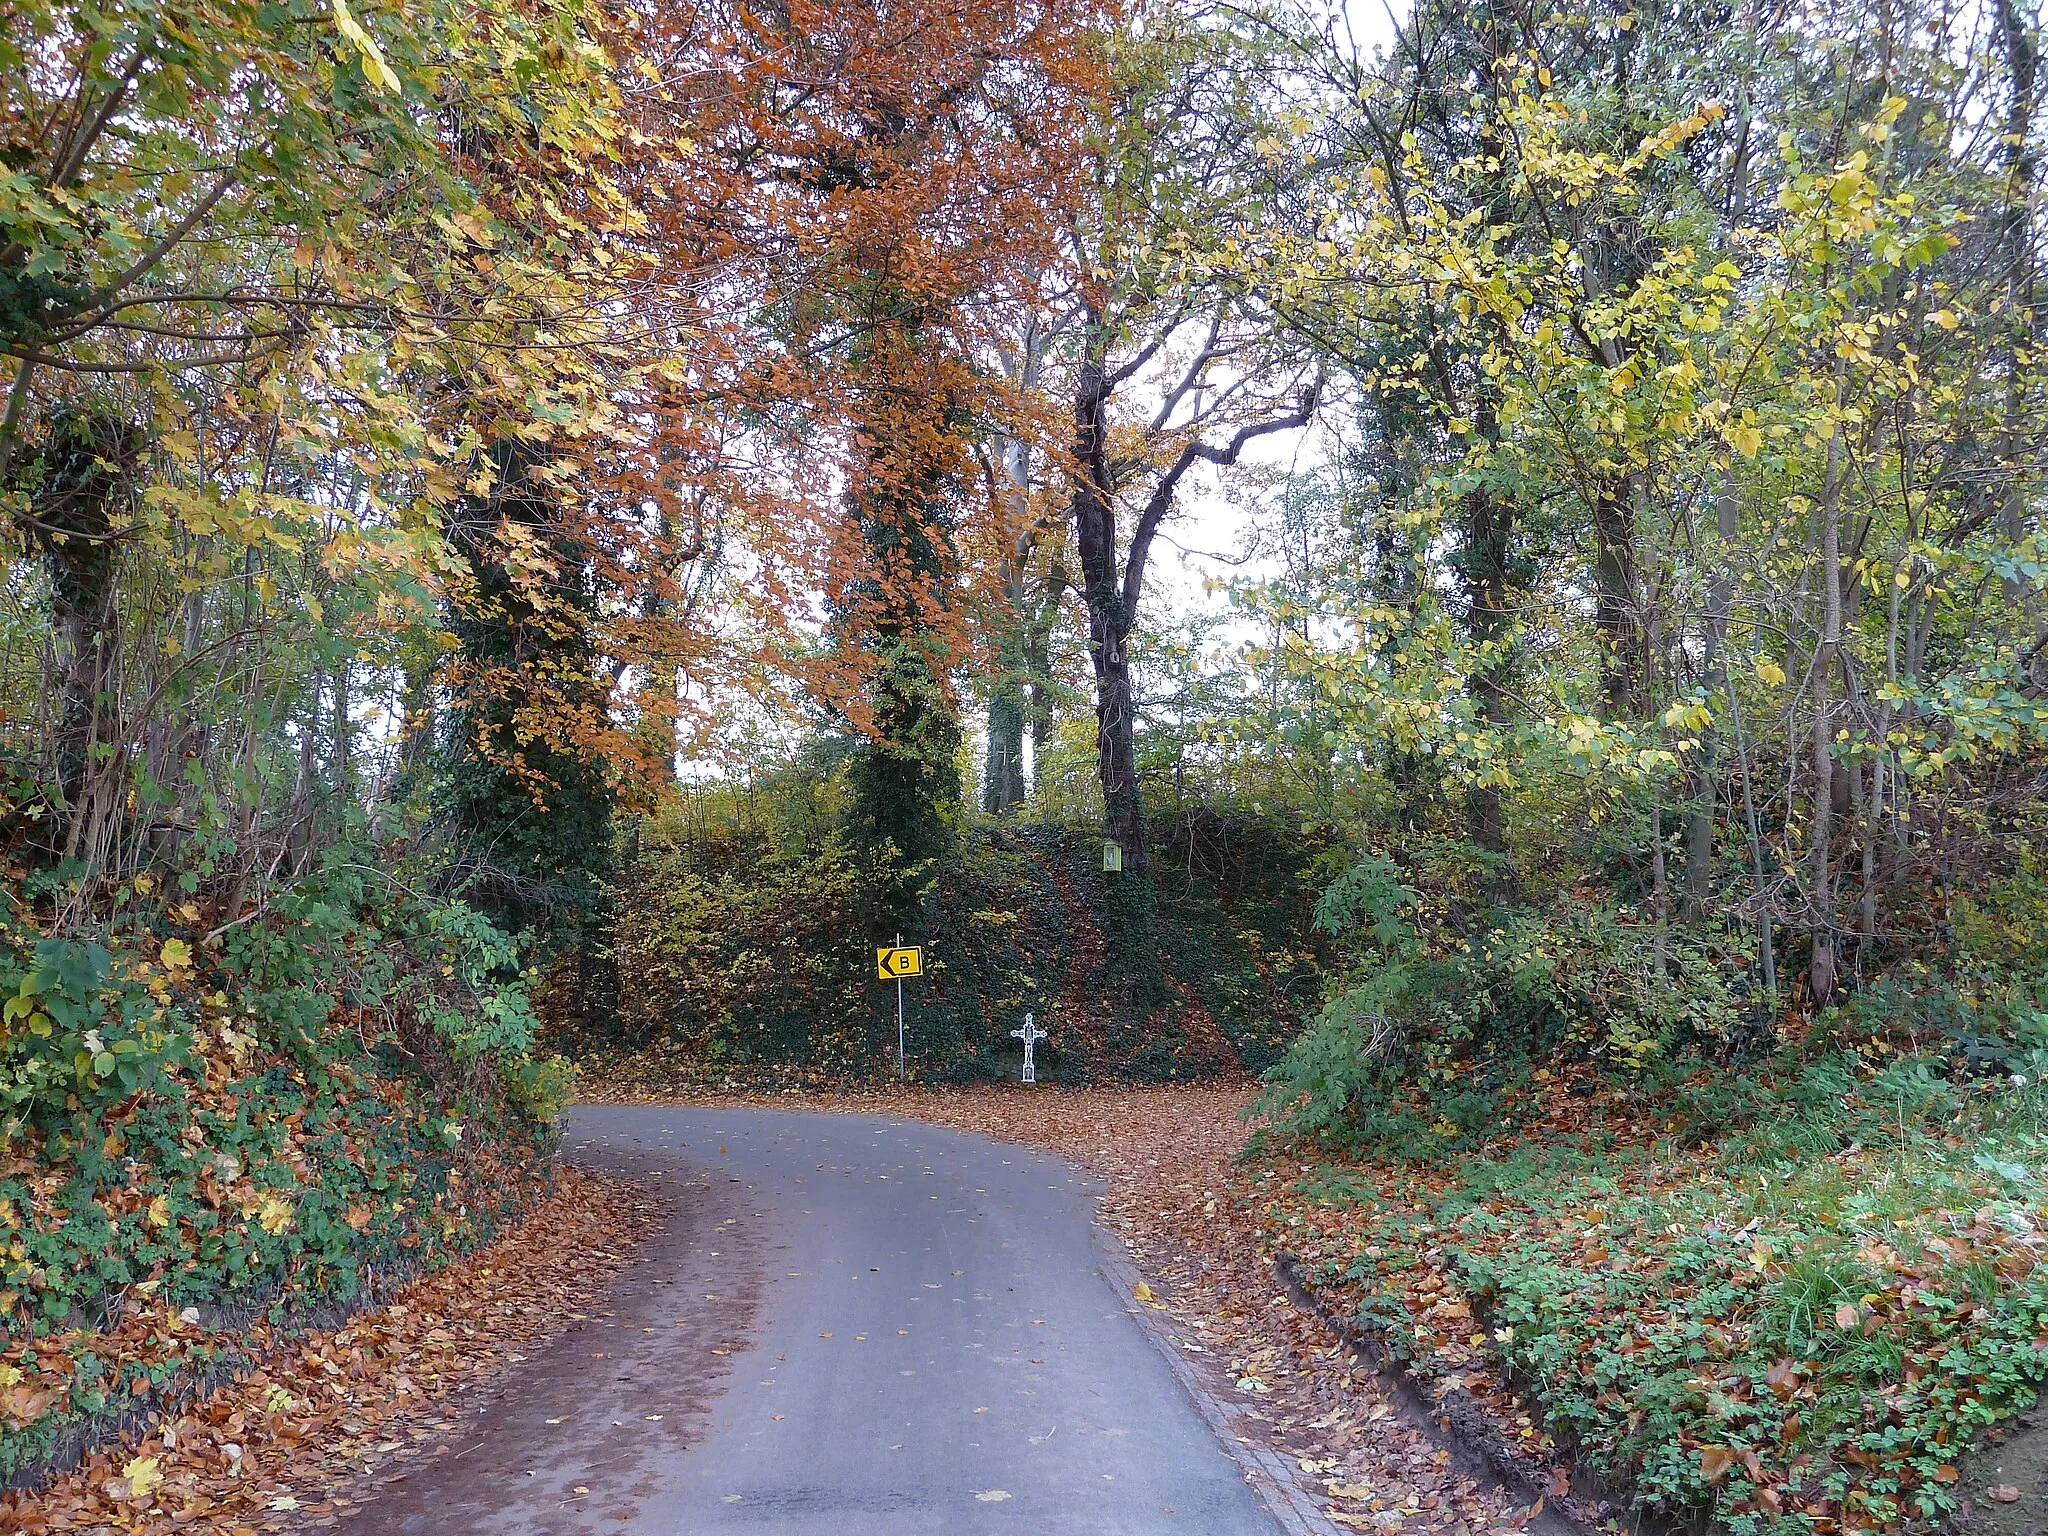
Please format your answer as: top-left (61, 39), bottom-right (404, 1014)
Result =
top-left (876, 945), bottom-right (923, 980)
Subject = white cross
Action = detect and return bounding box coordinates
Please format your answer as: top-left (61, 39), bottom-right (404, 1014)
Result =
top-left (1011, 1013), bottom-right (1046, 1084)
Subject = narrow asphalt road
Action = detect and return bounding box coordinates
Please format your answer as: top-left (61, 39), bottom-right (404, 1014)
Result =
top-left (343, 1104), bottom-right (1282, 1535)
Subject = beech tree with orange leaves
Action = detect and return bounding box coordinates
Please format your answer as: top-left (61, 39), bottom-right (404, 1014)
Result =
top-left (414, 0), bottom-right (1104, 938)
top-left (590, 0), bottom-right (1103, 920)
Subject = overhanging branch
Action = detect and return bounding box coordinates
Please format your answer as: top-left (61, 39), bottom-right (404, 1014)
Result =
top-left (1119, 375), bottom-right (1322, 625)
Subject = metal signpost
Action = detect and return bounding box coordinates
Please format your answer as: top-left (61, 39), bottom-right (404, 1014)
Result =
top-left (876, 939), bottom-right (923, 1079)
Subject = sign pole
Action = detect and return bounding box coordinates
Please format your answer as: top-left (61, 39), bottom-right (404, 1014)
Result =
top-left (895, 931), bottom-right (905, 1081)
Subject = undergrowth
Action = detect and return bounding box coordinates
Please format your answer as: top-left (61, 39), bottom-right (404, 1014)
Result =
top-left (0, 854), bottom-right (573, 1483)
top-left (567, 809), bottom-right (1322, 1087)
top-left (1252, 847), bottom-right (2048, 1534)
top-left (1259, 1052), bottom-right (2048, 1535)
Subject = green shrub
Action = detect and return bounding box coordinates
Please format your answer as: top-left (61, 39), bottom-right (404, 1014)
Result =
top-left (1269, 1059), bottom-right (2048, 1534)
top-left (0, 851), bottom-right (569, 1480)
top-left (1260, 885), bottom-right (1747, 1151)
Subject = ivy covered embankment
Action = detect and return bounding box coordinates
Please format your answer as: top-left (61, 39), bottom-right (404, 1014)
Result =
top-left (0, 869), bottom-right (573, 1488)
top-left (1254, 861), bottom-right (2048, 1536)
top-left (565, 813), bottom-right (1327, 1090)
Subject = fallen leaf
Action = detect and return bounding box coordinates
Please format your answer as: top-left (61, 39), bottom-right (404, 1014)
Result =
top-left (258, 1192), bottom-right (295, 1235)
top-left (1, 1168), bottom-right (659, 1535)
top-left (123, 1455), bottom-right (163, 1500)
top-left (1989, 1485), bottom-right (2021, 1503)
top-left (975, 1489), bottom-right (1012, 1502)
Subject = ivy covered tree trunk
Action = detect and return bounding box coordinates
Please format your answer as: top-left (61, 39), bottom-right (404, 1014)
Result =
top-left (984, 672), bottom-right (1027, 814)
top-left (986, 555), bottom-right (1064, 816)
top-left (438, 437), bottom-right (615, 948)
top-left (847, 635), bottom-right (962, 915)
top-left (1089, 615), bottom-right (1148, 872)
top-left (983, 553), bottom-right (1030, 815)
top-left (22, 410), bottom-right (138, 823)
top-left (1026, 602), bottom-right (1057, 770)
top-left (839, 331), bottom-right (966, 928)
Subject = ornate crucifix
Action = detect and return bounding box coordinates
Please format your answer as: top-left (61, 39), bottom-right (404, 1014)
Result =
top-left (1011, 1013), bottom-right (1046, 1084)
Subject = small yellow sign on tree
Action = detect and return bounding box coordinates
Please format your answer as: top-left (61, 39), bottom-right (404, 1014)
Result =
top-left (876, 945), bottom-right (923, 980)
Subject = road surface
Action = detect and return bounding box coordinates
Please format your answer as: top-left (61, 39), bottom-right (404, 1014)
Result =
top-left (342, 1104), bottom-right (1284, 1534)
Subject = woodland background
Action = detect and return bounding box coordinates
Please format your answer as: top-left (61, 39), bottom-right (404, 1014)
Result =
top-left (1, 0), bottom-right (2046, 1524)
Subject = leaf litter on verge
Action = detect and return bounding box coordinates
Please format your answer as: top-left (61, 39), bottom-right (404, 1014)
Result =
top-left (4, 1166), bottom-right (663, 1534)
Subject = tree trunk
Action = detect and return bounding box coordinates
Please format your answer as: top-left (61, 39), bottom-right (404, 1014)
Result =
top-left (1650, 805), bottom-right (1671, 979)
top-left (1809, 366), bottom-right (1847, 1009)
top-left (1722, 661), bottom-right (1778, 1022)
top-left (984, 673), bottom-right (1027, 814)
top-left (1591, 472), bottom-right (1642, 715)
top-left (399, 653), bottom-right (436, 777)
top-left (1091, 630), bottom-right (1146, 869)
top-left (639, 661), bottom-right (680, 788)
top-left (1460, 478), bottom-right (1516, 901)
top-left (331, 660), bottom-right (353, 800)
top-left (983, 537), bottom-right (1031, 815)
top-left (1685, 467), bottom-right (1740, 914)
top-left (1853, 745), bottom-right (1879, 960)
top-left (1997, 0), bottom-right (2037, 612)
top-left (1025, 583), bottom-right (1057, 774)
top-left (1071, 304), bottom-right (1150, 875)
top-left (28, 413), bottom-right (136, 818)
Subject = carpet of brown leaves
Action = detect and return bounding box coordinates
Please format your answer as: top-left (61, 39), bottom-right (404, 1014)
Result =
top-left (655, 1083), bottom-right (1552, 1536)
top-left (2, 1166), bottom-right (662, 1535)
